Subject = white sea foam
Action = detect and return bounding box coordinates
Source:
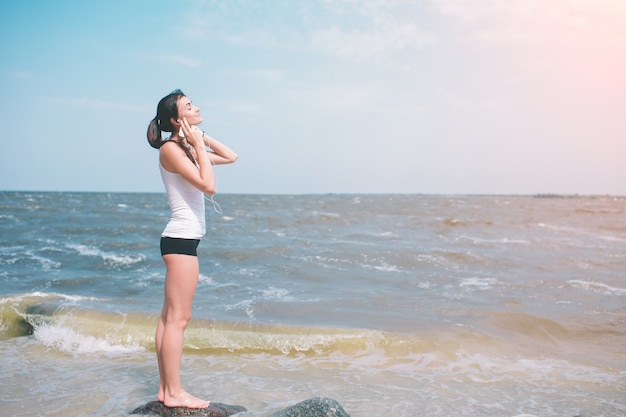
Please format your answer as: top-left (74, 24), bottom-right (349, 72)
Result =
top-left (459, 277), bottom-right (498, 289)
top-left (567, 280), bottom-right (626, 295)
top-left (34, 324), bottom-right (143, 356)
top-left (367, 261), bottom-right (401, 273)
top-left (225, 299), bottom-right (256, 320)
top-left (25, 250), bottom-right (61, 270)
top-left (66, 243), bottom-right (145, 267)
top-left (0, 245), bottom-right (62, 270)
top-left (598, 234), bottom-right (626, 243)
top-left (1, 291), bottom-right (102, 305)
top-left (261, 286), bottom-right (292, 301)
top-left (198, 273), bottom-right (214, 285)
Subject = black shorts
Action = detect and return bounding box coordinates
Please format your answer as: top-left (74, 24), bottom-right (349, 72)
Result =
top-left (160, 237), bottom-right (201, 257)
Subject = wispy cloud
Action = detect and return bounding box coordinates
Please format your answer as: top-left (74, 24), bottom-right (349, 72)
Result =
top-left (429, 0), bottom-right (626, 46)
top-left (183, 0), bottom-right (435, 62)
top-left (310, 17), bottom-right (435, 61)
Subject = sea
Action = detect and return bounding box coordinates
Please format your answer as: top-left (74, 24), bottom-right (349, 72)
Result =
top-left (0, 191), bottom-right (624, 417)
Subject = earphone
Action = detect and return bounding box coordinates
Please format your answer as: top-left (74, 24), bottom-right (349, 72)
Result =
top-left (204, 194), bottom-right (223, 214)
top-left (202, 132), bottom-right (223, 214)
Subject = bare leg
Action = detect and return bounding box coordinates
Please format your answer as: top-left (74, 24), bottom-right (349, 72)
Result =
top-left (155, 305), bottom-right (167, 402)
top-left (155, 253), bottom-right (209, 409)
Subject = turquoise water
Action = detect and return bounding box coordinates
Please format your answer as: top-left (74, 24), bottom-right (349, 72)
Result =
top-left (1, 192), bottom-right (625, 416)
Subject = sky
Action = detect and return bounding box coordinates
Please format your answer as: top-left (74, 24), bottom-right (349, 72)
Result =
top-left (1, 0), bottom-right (625, 195)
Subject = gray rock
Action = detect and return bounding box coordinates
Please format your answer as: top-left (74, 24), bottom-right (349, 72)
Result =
top-left (130, 401), bottom-right (246, 417)
top-left (131, 397), bottom-right (351, 417)
top-left (266, 397), bottom-right (352, 417)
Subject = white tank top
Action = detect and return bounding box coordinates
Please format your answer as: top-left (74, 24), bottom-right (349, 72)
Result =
top-left (159, 163), bottom-right (206, 239)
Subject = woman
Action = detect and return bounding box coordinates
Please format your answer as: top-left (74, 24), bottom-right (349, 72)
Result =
top-left (147, 89), bottom-right (238, 408)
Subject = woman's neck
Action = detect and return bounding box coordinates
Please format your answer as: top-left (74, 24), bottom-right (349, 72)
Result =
top-left (171, 128), bottom-right (186, 142)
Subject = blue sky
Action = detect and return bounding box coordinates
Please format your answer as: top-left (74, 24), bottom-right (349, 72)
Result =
top-left (1, 0), bottom-right (625, 195)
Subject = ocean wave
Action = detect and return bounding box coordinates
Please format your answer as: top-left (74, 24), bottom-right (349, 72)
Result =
top-left (1, 292), bottom-right (624, 393)
top-left (0, 292), bottom-right (452, 356)
top-left (224, 299), bottom-right (257, 320)
top-left (260, 286), bottom-right (293, 301)
top-left (0, 292), bottom-right (104, 339)
top-left (3, 295), bottom-right (393, 356)
top-left (459, 277), bottom-right (498, 289)
top-left (34, 323), bottom-right (142, 356)
top-left (0, 292), bottom-right (139, 356)
top-left (433, 350), bottom-right (624, 387)
top-left (0, 246), bottom-right (62, 270)
top-left (566, 279), bottom-right (626, 295)
top-left (0, 291), bottom-right (101, 307)
top-left (65, 243), bottom-right (145, 267)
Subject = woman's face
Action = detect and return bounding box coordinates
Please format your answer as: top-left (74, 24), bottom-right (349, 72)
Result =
top-left (177, 95), bottom-right (203, 126)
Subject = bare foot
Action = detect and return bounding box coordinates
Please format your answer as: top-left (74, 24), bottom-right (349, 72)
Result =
top-left (163, 390), bottom-right (210, 409)
top-left (157, 388), bottom-right (165, 403)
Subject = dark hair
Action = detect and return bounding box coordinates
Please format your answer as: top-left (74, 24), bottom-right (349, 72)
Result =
top-left (147, 89), bottom-right (185, 149)
top-left (147, 89), bottom-right (196, 163)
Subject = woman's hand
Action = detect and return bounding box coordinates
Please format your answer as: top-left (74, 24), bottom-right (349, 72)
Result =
top-left (180, 118), bottom-right (238, 166)
top-left (179, 117), bottom-right (204, 149)
top-left (165, 117), bottom-right (216, 194)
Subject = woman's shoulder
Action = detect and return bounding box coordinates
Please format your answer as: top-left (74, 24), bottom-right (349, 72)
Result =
top-left (160, 140), bottom-right (185, 155)
top-left (160, 140), bottom-right (184, 168)
top-left (160, 139), bottom-right (177, 149)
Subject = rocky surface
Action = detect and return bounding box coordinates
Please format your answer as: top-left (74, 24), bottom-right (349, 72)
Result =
top-left (130, 401), bottom-right (246, 417)
top-left (131, 397), bottom-right (351, 417)
top-left (266, 397), bottom-right (351, 417)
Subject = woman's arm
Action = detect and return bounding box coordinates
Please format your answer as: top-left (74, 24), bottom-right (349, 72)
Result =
top-left (202, 133), bottom-right (238, 165)
top-left (160, 119), bottom-right (217, 195)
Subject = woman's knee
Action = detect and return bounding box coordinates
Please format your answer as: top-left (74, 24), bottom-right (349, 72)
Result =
top-left (164, 310), bottom-right (191, 328)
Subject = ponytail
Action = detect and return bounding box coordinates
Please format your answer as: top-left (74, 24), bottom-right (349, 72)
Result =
top-left (147, 118), bottom-right (162, 149)
top-left (146, 89), bottom-right (185, 149)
